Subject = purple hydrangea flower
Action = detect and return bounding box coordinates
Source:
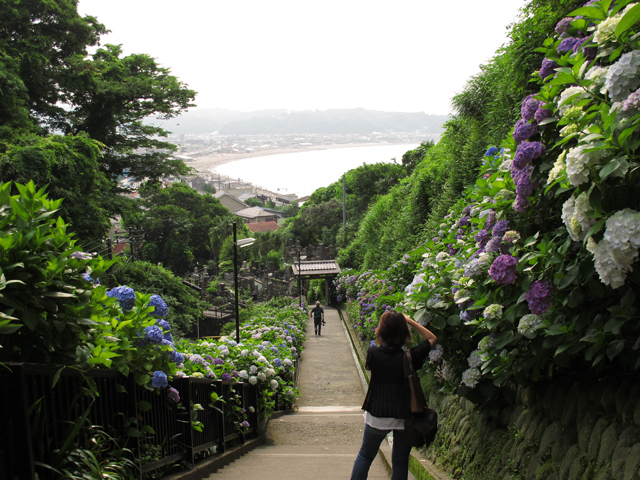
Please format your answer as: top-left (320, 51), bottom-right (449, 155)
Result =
top-left (232, 370), bottom-right (239, 378)
top-left (241, 421), bottom-right (250, 428)
top-left (487, 237), bottom-right (503, 253)
top-left (168, 387), bottom-right (180, 403)
top-left (492, 220), bottom-right (509, 238)
top-left (151, 371), bottom-right (168, 389)
top-left (213, 357), bottom-right (224, 365)
top-left (513, 119), bottom-right (538, 144)
top-left (525, 280), bottom-right (554, 315)
top-left (512, 165), bottom-right (536, 198)
top-left (485, 146), bottom-right (499, 157)
top-left (513, 141), bottom-right (545, 169)
top-left (144, 325), bottom-right (164, 344)
top-left (555, 17), bottom-right (572, 34)
top-left (573, 36), bottom-right (596, 60)
top-left (489, 255), bottom-right (518, 284)
top-left (370, 340), bottom-right (376, 347)
top-left (81, 273), bottom-right (94, 283)
top-left (460, 309), bottom-right (480, 323)
top-left (459, 216), bottom-right (470, 227)
top-left (107, 286), bottom-right (136, 311)
top-left (558, 37), bottom-right (582, 53)
top-left (513, 195), bottom-right (529, 213)
top-left (534, 103), bottom-right (553, 124)
top-left (475, 229), bottom-right (491, 247)
top-left (521, 95), bottom-right (540, 122)
top-left (462, 205), bottom-right (474, 215)
top-left (540, 59), bottom-right (558, 79)
top-left (274, 358), bottom-right (282, 367)
top-left (221, 372), bottom-right (232, 381)
top-left (148, 295), bottom-right (168, 317)
top-left (337, 295), bottom-right (342, 302)
top-left (623, 88), bottom-right (640, 111)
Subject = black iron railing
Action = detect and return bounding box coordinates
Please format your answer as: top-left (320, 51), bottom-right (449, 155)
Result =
top-left (0, 363), bottom-right (277, 480)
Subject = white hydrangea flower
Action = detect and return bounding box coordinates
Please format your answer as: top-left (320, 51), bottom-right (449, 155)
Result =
top-left (594, 14), bottom-right (622, 44)
top-left (435, 252), bottom-right (450, 262)
top-left (270, 379), bottom-right (278, 390)
top-left (239, 370), bottom-right (249, 379)
top-left (240, 349), bottom-right (248, 357)
top-left (461, 368), bottom-right (481, 388)
top-left (585, 66), bottom-right (609, 94)
top-left (404, 273), bottom-right (426, 294)
top-left (499, 159), bottom-right (513, 172)
top-left (548, 151), bottom-right (567, 183)
top-left (257, 356), bottom-right (267, 363)
top-left (248, 376), bottom-right (258, 385)
top-left (565, 145), bottom-right (608, 185)
top-left (249, 365), bottom-right (258, 374)
top-left (562, 192), bottom-right (595, 241)
top-left (284, 358), bottom-right (293, 366)
top-left (605, 51), bottom-right (640, 102)
top-left (587, 238), bottom-right (627, 289)
top-left (467, 350), bottom-right (483, 368)
top-left (483, 304), bottom-right (503, 320)
top-left (558, 86), bottom-right (588, 115)
top-left (265, 368), bottom-right (276, 377)
top-left (429, 344), bottom-right (444, 363)
top-left (518, 314), bottom-right (543, 339)
top-left (603, 209), bottom-right (640, 266)
top-left (257, 372), bottom-right (267, 382)
top-left (426, 294), bottom-right (446, 309)
top-left (464, 253), bottom-right (492, 277)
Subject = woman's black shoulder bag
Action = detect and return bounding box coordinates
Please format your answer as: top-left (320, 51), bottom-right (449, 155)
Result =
top-left (404, 349), bottom-right (438, 448)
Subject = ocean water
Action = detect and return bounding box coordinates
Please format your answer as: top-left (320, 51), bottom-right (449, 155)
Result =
top-left (213, 143), bottom-right (419, 198)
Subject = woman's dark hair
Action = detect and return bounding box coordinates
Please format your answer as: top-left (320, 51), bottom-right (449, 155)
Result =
top-left (376, 311), bottom-right (410, 347)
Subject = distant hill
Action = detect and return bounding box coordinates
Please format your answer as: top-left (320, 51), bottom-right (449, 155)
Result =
top-left (147, 108), bottom-right (448, 135)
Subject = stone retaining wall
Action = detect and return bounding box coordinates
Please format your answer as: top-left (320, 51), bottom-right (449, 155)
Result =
top-left (424, 375), bottom-right (640, 480)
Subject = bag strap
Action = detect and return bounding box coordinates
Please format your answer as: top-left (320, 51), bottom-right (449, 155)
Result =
top-left (405, 349), bottom-right (416, 376)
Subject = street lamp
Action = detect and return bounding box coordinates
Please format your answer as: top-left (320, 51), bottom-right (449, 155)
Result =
top-left (297, 249), bottom-right (307, 308)
top-left (233, 221), bottom-right (255, 343)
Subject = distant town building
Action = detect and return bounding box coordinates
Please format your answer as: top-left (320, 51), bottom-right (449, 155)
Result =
top-left (214, 191), bottom-right (248, 213)
top-left (235, 207), bottom-right (282, 224)
top-left (247, 221), bottom-right (280, 233)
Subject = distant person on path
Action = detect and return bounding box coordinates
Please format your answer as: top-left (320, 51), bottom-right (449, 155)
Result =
top-left (310, 301), bottom-right (325, 335)
top-left (350, 311), bottom-right (438, 480)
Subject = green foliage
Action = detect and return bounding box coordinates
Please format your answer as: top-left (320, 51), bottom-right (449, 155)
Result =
top-left (284, 162), bottom-right (406, 249)
top-left (0, 133), bottom-right (111, 241)
top-left (0, 180), bottom-right (115, 364)
top-left (101, 260), bottom-right (207, 336)
top-left (201, 183), bottom-right (216, 194)
top-left (245, 197), bottom-right (265, 208)
top-left (122, 183), bottom-right (236, 274)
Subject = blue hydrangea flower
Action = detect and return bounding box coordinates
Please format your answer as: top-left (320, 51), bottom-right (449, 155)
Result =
top-left (151, 371), bottom-right (168, 389)
top-left (81, 273), bottom-right (94, 283)
top-left (170, 350), bottom-right (184, 364)
top-left (484, 146), bottom-right (499, 157)
top-left (144, 325), bottom-right (164, 345)
top-left (107, 286), bottom-right (136, 311)
top-left (274, 358), bottom-right (282, 367)
top-left (157, 319), bottom-right (171, 331)
top-left (148, 295), bottom-right (168, 317)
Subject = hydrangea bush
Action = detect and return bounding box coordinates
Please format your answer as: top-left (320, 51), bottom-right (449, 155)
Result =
top-left (340, 0), bottom-right (640, 405)
top-left (334, 263), bottom-right (415, 342)
top-left (174, 298), bottom-right (306, 416)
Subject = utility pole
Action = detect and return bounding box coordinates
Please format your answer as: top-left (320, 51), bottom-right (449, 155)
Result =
top-left (343, 173), bottom-right (346, 228)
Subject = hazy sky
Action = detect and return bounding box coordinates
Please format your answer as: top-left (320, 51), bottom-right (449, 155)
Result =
top-left (77, 0), bottom-right (526, 116)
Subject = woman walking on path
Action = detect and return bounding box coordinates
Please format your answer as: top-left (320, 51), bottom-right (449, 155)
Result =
top-left (350, 311), bottom-right (438, 480)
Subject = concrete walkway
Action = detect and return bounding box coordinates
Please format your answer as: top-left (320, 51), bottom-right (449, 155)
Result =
top-left (207, 305), bottom-right (389, 479)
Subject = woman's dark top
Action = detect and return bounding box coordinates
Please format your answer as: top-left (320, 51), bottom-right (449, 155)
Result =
top-left (361, 340), bottom-right (431, 419)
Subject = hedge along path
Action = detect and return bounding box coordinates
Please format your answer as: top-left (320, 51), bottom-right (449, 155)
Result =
top-left (208, 305), bottom-right (390, 480)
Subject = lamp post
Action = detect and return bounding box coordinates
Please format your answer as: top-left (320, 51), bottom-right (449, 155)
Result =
top-left (233, 221), bottom-right (255, 343)
top-left (297, 249), bottom-right (307, 308)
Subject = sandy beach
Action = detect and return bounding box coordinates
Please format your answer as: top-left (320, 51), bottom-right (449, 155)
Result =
top-left (187, 142), bottom-right (417, 173)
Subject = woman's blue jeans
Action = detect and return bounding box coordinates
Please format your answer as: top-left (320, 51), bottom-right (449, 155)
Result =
top-left (350, 424), bottom-right (412, 480)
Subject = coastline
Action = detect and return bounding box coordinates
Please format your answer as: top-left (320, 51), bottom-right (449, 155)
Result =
top-left (187, 142), bottom-right (419, 173)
